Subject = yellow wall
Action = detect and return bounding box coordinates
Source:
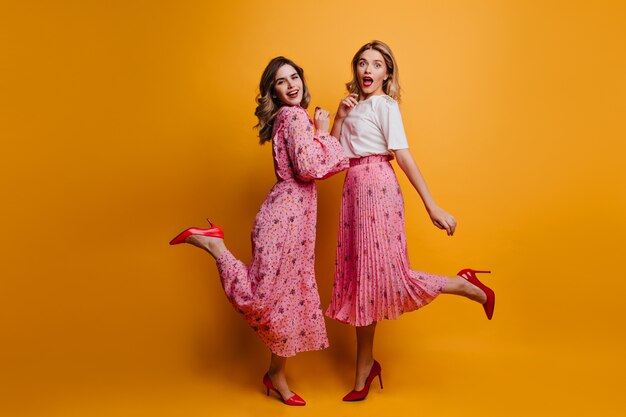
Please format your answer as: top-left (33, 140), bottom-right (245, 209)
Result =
top-left (1, 1), bottom-right (625, 416)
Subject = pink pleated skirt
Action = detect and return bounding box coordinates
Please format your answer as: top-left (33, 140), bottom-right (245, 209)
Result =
top-left (326, 154), bottom-right (448, 326)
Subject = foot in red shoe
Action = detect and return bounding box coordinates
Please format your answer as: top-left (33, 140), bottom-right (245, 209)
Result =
top-left (343, 360), bottom-right (383, 402)
top-left (169, 219), bottom-right (224, 245)
top-left (457, 269), bottom-right (495, 320)
top-left (169, 220), bottom-right (226, 259)
top-left (262, 373), bottom-right (306, 406)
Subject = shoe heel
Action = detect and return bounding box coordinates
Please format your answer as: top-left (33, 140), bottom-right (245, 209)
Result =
top-left (457, 268), bottom-right (495, 320)
top-left (468, 269), bottom-right (491, 274)
top-left (378, 373), bottom-right (383, 389)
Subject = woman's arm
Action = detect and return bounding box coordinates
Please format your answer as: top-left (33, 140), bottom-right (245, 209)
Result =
top-left (283, 107), bottom-right (348, 181)
top-left (331, 93), bottom-right (359, 138)
top-left (394, 148), bottom-right (457, 236)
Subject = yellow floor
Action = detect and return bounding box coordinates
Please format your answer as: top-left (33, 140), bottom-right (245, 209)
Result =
top-left (4, 339), bottom-right (623, 417)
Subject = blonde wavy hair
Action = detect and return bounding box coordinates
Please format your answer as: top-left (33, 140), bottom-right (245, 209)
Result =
top-left (254, 56), bottom-right (311, 144)
top-left (346, 40), bottom-right (401, 101)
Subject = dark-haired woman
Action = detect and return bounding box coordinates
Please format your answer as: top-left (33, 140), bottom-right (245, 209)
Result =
top-left (170, 57), bottom-right (348, 405)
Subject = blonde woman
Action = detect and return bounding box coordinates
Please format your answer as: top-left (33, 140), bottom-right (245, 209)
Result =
top-left (326, 40), bottom-right (496, 401)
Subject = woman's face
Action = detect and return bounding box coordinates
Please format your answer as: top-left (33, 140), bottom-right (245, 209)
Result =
top-left (356, 49), bottom-right (388, 99)
top-left (273, 64), bottom-right (304, 106)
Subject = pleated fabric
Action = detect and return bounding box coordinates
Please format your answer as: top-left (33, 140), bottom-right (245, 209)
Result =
top-left (326, 155), bottom-right (448, 327)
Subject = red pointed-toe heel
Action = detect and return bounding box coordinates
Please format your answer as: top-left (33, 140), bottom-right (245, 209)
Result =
top-left (457, 269), bottom-right (495, 320)
top-left (262, 373), bottom-right (306, 406)
top-left (168, 219), bottom-right (224, 245)
top-left (342, 360), bottom-right (383, 402)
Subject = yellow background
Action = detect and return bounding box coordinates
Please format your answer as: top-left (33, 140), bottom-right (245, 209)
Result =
top-left (1, 1), bottom-right (625, 416)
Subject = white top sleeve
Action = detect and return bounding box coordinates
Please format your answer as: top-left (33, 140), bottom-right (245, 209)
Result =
top-left (339, 95), bottom-right (409, 158)
top-left (376, 97), bottom-right (409, 150)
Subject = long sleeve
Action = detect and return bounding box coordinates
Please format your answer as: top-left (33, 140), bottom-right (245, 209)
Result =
top-left (280, 106), bottom-right (349, 181)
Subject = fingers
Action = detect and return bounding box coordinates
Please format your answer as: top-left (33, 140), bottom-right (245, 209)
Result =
top-left (341, 96), bottom-right (358, 108)
top-left (433, 216), bottom-right (457, 236)
top-left (315, 106), bottom-right (329, 119)
top-left (314, 106), bottom-right (330, 132)
top-left (433, 219), bottom-right (450, 235)
top-left (340, 93), bottom-right (359, 108)
top-left (449, 216), bottom-right (457, 236)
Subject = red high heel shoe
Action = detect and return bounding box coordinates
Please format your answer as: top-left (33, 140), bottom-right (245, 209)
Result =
top-left (169, 219), bottom-right (224, 245)
top-left (342, 360), bottom-right (383, 401)
top-left (457, 269), bottom-right (495, 320)
top-left (262, 373), bottom-right (306, 406)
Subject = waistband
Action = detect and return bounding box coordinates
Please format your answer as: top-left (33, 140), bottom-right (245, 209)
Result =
top-left (349, 154), bottom-right (392, 167)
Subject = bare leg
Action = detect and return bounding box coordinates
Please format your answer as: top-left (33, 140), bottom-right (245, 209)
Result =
top-left (267, 353), bottom-right (296, 400)
top-left (442, 276), bottom-right (487, 303)
top-left (353, 322), bottom-right (377, 391)
top-left (185, 235), bottom-right (226, 260)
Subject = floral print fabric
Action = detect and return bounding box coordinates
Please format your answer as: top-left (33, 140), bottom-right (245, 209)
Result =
top-left (216, 105), bottom-right (348, 357)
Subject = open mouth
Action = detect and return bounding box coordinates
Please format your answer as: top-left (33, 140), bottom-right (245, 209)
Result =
top-left (287, 89), bottom-right (300, 99)
top-left (362, 76), bottom-right (373, 87)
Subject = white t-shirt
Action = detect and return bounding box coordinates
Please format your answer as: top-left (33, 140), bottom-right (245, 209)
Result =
top-left (340, 94), bottom-right (409, 158)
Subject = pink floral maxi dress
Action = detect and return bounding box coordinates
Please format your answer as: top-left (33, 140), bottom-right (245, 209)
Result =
top-left (215, 105), bottom-right (348, 357)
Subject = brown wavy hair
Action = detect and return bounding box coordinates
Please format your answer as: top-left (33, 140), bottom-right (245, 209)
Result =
top-left (254, 56), bottom-right (311, 143)
top-left (346, 40), bottom-right (401, 101)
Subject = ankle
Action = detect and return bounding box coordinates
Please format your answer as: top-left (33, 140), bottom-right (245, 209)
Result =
top-left (268, 367), bottom-right (285, 379)
top-left (207, 239), bottom-right (226, 259)
top-left (357, 358), bottom-right (375, 371)
top-left (466, 281), bottom-right (486, 303)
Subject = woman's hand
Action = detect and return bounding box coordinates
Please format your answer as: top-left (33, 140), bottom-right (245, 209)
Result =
top-left (314, 107), bottom-right (330, 133)
top-left (427, 205), bottom-right (457, 236)
top-left (393, 149), bottom-right (456, 236)
top-left (335, 93), bottom-right (359, 120)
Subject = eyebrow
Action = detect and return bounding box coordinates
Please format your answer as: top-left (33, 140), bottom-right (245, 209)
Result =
top-left (358, 58), bottom-right (384, 64)
top-left (275, 72), bottom-right (298, 82)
